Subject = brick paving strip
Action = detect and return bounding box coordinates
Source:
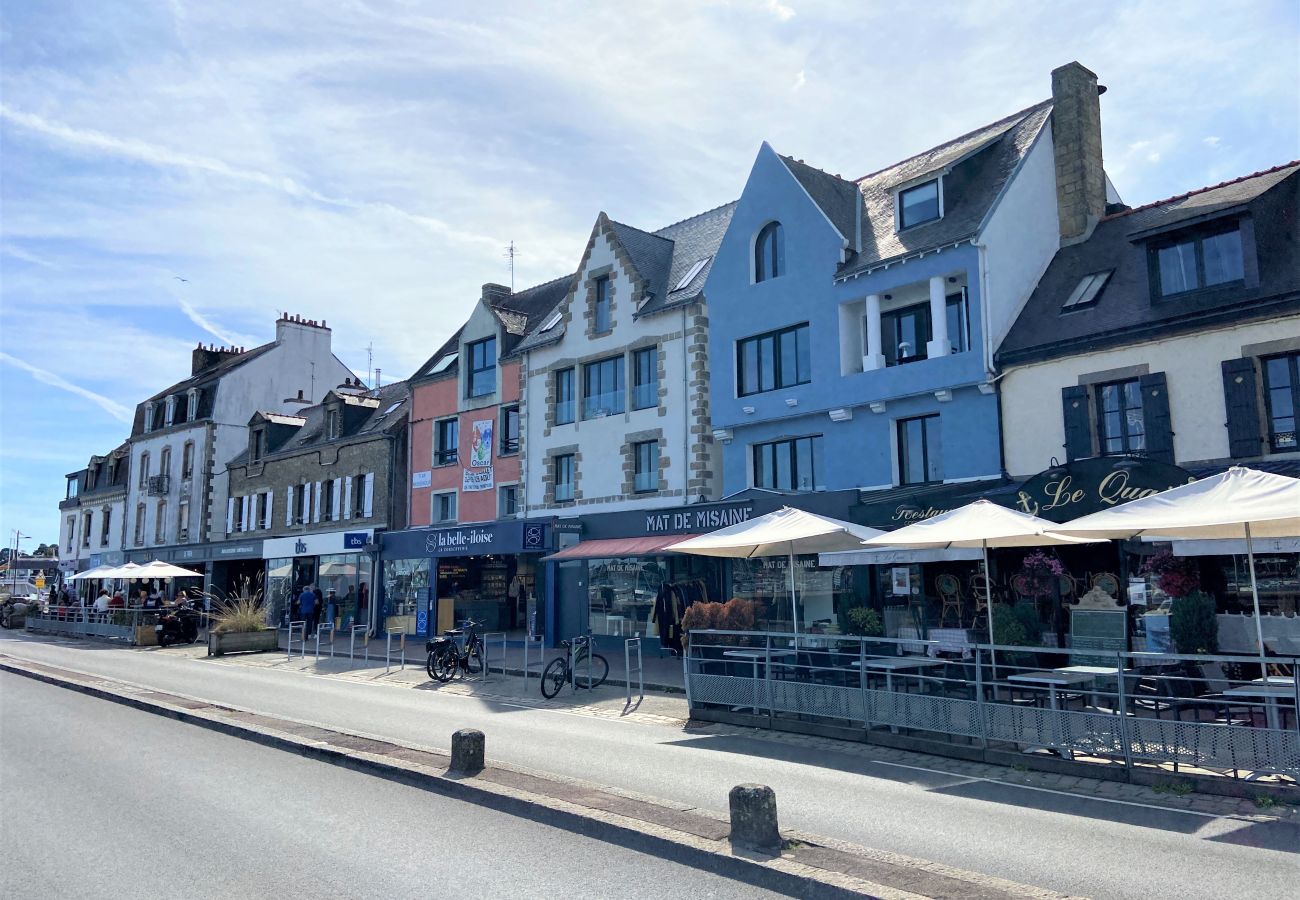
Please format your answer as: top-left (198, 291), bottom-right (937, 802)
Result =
top-left (2, 654), bottom-right (1078, 900)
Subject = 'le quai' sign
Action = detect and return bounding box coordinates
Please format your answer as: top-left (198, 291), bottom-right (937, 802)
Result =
top-left (1014, 458), bottom-right (1195, 523)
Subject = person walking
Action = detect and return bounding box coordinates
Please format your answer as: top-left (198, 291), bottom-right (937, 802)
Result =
top-left (93, 589), bottom-right (111, 614)
top-left (298, 584), bottom-right (318, 636)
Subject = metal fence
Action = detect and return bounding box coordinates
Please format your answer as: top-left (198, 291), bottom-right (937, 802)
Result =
top-left (26, 607), bottom-right (162, 644)
top-left (684, 629), bottom-right (1300, 779)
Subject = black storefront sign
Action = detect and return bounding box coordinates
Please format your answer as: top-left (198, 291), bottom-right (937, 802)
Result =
top-left (1010, 457), bottom-right (1196, 523)
top-left (853, 481), bottom-right (1001, 531)
top-left (382, 520), bottom-right (553, 559)
top-left (574, 500), bottom-right (758, 540)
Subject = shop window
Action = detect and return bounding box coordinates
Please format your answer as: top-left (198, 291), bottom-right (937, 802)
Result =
top-left (754, 221), bottom-right (784, 283)
top-left (631, 347), bottom-right (658, 410)
top-left (435, 418), bottom-right (459, 466)
top-left (582, 356), bottom-right (624, 419)
top-left (737, 323), bottom-right (810, 396)
top-left (897, 415), bottom-right (941, 485)
top-left (499, 484), bottom-right (518, 518)
top-left (593, 275), bottom-right (611, 333)
top-left (466, 337), bottom-right (497, 398)
top-left (1264, 353), bottom-right (1299, 452)
top-left (382, 557), bottom-right (428, 635)
top-left (433, 492), bottom-right (457, 524)
top-left (554, 368), bottom-right (576, 425)
top-left (1096, 379), bottom-right (1145, 455)
top-left (899, 179), bottom-right (941, 230)
top-left (1150, 223), bottom-right (1244, 298)
top-left (500, 406), bottom-right (520, 454)
top-left (633, 440), bottom-right (660, 493)
top-left (752, 435), bottom-right (818, 492)
top-left (554, 454), bottom-right (575, 502)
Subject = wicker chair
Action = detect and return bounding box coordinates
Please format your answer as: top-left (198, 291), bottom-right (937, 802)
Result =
top-left (935, 574), bottom-right (964, 627)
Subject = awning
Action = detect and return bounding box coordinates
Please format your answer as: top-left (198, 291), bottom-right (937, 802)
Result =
top-left (543, 535), bottom-right (703, 561)
top-left (819, 547), bottom-right (984, 566)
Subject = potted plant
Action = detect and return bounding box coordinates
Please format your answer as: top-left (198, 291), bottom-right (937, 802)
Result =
top-left (1140, 550), bottom-right (1201, 601)
top-left (206, 588), bottom-right (278, 656)
top-left (1170, 590), bottom-right (1218, 655)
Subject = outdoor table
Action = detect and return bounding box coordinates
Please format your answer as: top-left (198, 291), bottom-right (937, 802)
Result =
top-left (722, 648), bottom-right (796, 714)
top-left (1221, 676), bottom-right (1298, 731)
top-left (845, 656), bottom-right (947, 733)
top-left (1055, 665), bottom-right (1133, 710)
top-left (1006, 670), bottom-right (1098, 758)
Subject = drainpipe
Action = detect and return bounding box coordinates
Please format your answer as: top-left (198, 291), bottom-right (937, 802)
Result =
top-left (681, 306), bottom-right (690, 501)
top-left (977, 241), bottom-right (994, 378)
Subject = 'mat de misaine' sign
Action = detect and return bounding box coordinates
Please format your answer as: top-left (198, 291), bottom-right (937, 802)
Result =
top-left (1011, 458), bottom-right (1196, 523)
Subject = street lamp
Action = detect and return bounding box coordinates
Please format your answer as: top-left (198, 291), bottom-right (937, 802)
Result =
top-left (9, 530), bottom-right (28, 595)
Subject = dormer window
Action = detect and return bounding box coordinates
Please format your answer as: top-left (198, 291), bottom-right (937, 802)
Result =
top-left (593, 276), bottom-right (612, 332)
top-left (164, 396), bottom-right (176, 427)
top-left (187, 388), bottom-right (200, 420)
top-left (326, 409), bottom-right (341, 440)
top-left (899, 179), bottom-right (941, 230)
top-left (754, 222), bottom-right (785, 283)
top-left (1151, 222), bottom-right (1244, 298)
top-left (251, 429), bottom-right (267, 462)
top-left (143, 402), bottom-right (155, 433)
top-left (466, 337), bottom-right (497, 398)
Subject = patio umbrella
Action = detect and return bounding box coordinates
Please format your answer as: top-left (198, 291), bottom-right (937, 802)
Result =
top-left (70, 565), bottom-right (113, 580)
top-left (664, 507), bottom-right (884, 639)
top-left (97, 561), bottom-right (143, 579)
top-left (1054, 466), bottom-right (1300, 668)
top-left (859, 499), bottom-right (1101, 672)
top-left (136, 559), bottom-right (204, 579)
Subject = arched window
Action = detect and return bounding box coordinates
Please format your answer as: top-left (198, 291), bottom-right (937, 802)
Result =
top-left (754, 222), bottom-right (785, 283)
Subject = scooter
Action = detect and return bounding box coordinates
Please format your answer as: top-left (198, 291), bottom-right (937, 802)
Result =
top-left (156, 603), bottom-right (200, 646)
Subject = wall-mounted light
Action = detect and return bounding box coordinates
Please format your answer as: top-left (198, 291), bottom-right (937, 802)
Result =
top-left (712, 428), bottom-right (733, 443)
top-left (742, 406), bottom-right (755, 415)
top-left (934, 389), bottom-right (953, 403)
top-left (869, 401), bottom-right (887, 414)
top-left (977, 382), bottom-right (995, 395)
top-left (785, 398), bottom-right (798, 407)
top-left (828, 408), bottom-right (852, 423)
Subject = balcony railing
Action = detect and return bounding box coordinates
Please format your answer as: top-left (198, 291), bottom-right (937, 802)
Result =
top-left (147, 475), bottom-right (170, 496)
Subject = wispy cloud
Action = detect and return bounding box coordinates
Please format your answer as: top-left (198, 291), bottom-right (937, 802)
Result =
top-left (0, 352), bottom-right (134, 423)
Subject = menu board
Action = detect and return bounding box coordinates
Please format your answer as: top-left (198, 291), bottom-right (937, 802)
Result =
top-left (1070, 608), bottom-right (1127, 665)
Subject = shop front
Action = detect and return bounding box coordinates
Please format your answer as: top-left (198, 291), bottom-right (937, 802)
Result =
top-left (379, 520), bottom-right (553, 639)
top-left (262, 531), bottom-right (374, 631)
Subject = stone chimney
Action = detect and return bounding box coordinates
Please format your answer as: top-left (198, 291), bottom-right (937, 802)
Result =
top-left (191, 342), bottom-right (243, 375)
top-left (481, 283), bottom-right (512, 306)
top-left (1051, 61), bottom-right (1107, 242)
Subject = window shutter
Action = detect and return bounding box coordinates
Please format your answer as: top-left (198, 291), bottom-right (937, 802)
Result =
top-left (1061, 385), bottom-right (1092, 461)
top-left (313, 482), bottom-right (323, 523)
top-left (240, 495), bottom-right (250, 532)
top-left (1221, 358), bottom-right (1262, 459)
top-left (226, 498), bottom-right (235, 535)
top-left (263, 490), bottom-right (273, 529)
top-left (343, 476), bottom-right (353, 520)
top-left (363, 473), bottom-right (374, 518)
top-left (285, 486), bottom-right (294, 526)
top-left (1140, 372), bottom-right (1174, 464)
top-left (332, 479), bottom-right (342, 522)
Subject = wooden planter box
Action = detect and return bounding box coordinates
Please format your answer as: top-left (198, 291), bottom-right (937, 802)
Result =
top-left (208, 629), bottom-right (279, 657)
top-left (136, 625), bottom-right (158, 646)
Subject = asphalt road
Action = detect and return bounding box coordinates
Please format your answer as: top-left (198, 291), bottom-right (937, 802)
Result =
top-left (0, 673), bottom-right (780, 900)
top-left (4, 632), bottom-right (1297, 899)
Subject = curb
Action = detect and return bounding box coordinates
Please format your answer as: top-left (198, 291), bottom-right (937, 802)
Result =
top-left (0, 657), bottom-right (1074, 900)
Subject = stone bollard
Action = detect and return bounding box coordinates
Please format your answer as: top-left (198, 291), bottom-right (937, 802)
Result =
top-left (450, 728), bottom-right (485, 774)
top-left (728, 783), bottom-right (781, 853)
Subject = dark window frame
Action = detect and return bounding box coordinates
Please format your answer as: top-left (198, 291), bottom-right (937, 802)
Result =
top-left (582, 356), bottom-right (625, 419)
top-left (500, 405), bottom-right (520, 455)
top-left (751, 435), bottom-right (818, 492)
top-left (876, 293), bottom-right (969, 367)
top-left (754, 221), bottom-right (785, 283)
top-left (1095, 378), bottom-right (1146, 456)
top-left (553, 454), bottom-right (576, 502)
top-left (897, 414), bottom-right (942, 485)
top-left (554, 368), bottom-right (576, 426)
top-left (466, 336), bottom-right (498, 398)
top-left (433, 491), bottom-right (457, 523)
top-left (899, 179), bottom-right (941, 230)
top-left (1148, 222), bottom-right (1245, 300)
top-left (435, 417), bottom-right (459, 466)
top-left (498, 484), bottom-right (518, 518)
top-left (1263, 352), bottom-right (1300, 453)
top-left (736, 323), bottom-right (811, 397)
top-left (593, 275), bottom-right (612, 333)
top-left (633, 440), bottom-right (660, 494)
top-left (631, 347), bottom-right (658, 410)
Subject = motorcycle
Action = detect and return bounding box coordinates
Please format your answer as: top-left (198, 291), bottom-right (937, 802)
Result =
top-left (156, 603), bottom-right (201, 646)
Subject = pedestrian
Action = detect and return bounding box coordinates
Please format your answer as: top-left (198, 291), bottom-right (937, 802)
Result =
top-left (298, 584), bottom-right (318, 636)
top-left (94, 589), bottom-right (111, 614)
top-left (109, 591), bottom-right (125, 609)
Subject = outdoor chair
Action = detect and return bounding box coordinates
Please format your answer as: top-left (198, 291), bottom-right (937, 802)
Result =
top-left (935, 574), bottom-right (963, 627)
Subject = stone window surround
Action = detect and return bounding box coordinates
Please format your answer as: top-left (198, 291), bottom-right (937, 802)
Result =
top-left (542, 444), bottom-right (581, 507)
top-left (584, 264), bottom-right (618, 340)
top-left (623, 428), bottom-right (670, 497)
top-left (535, 334), bottom-right (678, 438)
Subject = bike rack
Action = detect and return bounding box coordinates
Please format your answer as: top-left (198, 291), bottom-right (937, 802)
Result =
top-left (385, 630), bottom-right (406, 674)
top-left (480, 632), bottom-right (506, 683)
top-left (521, 633), bottom-right (545, 686)
top-left (625, 637), bottom-right (643, 708)
top-left (571, 632), bottom-right (593, 695)
top-left (315, 623), bottom-right (336, 661)
top-left (286, 620), bottom-right (307, 660)
top-left (348, 625), bottom-right (369, 666)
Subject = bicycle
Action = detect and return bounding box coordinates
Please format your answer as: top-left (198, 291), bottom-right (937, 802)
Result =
top-left (426, 619), bottom-right (485, 683)
top-left (540, 633), bottom-right (609, 698)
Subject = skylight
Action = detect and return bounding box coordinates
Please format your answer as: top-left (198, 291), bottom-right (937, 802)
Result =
top-left (540, 311), bottom-right (562, 332)
top-left (430, 352), bottom-right (457, 374)
top-left (1061, 271), bottom-right (1113, 311)
top-left (382, 401), bottom-right (402, 415)
top-left (674, 256), bottom-right (711, 291)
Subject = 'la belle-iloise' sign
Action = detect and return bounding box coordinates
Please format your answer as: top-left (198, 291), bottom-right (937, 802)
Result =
top-left (1015, 458), bottom-right (1195, 523)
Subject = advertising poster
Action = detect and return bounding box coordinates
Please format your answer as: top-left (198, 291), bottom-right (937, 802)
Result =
top-left (470, 419), bottom-right (493, 468)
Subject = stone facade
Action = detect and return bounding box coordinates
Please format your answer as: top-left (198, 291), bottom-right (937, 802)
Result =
top-left (1051, 61), bottom-right (1106, 242)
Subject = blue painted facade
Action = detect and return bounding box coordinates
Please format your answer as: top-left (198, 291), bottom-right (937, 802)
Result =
top-left (706, 144), bottom-right (1003, 495)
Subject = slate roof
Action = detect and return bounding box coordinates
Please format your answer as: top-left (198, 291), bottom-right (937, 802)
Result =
top-left (997, 162), bottom-right (1300, 366)
top-left (836, 100), bottom-right (1055, 279)
top-left (778, 154), bottom-right (860, 246)
top-left (490, 273), bottom-right (573, 355)
top-left (413, 326), bottom-right (464, 381)
top-left (130, 342), bottom-right (276, 436)
top-left (514, 201), bottom-right (736, 354)
top-left (228, 381), bottom-right (411, 466)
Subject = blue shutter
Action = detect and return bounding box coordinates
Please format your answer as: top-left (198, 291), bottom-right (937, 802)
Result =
top-left (1061, 385), bottom-right (1092, 461)
top-left (1140, 372), bottom-right (1174, 464)
top-left (1221, 358), bottom-right (1262, 458)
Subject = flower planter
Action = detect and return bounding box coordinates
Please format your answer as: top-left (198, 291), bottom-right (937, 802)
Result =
top-left (208, 629), bottom-right (278, 657)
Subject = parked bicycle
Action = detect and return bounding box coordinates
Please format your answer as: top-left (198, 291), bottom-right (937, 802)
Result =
top-left (541, 633), bottom-right (609, 698)
top-left (426, 619), bottom-right (485, 683)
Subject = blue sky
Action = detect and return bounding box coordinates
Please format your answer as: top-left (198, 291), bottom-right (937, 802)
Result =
top-left (2, 0), bottom-right (1298, 548)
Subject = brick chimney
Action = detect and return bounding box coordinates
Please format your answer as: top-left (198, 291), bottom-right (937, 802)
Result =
top-left (191, 342), bottom-right (243, 375)
top-left (481, 283), bottom-right (512, 306)
top-left (1051, 61), bottom-right (1106, 242)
